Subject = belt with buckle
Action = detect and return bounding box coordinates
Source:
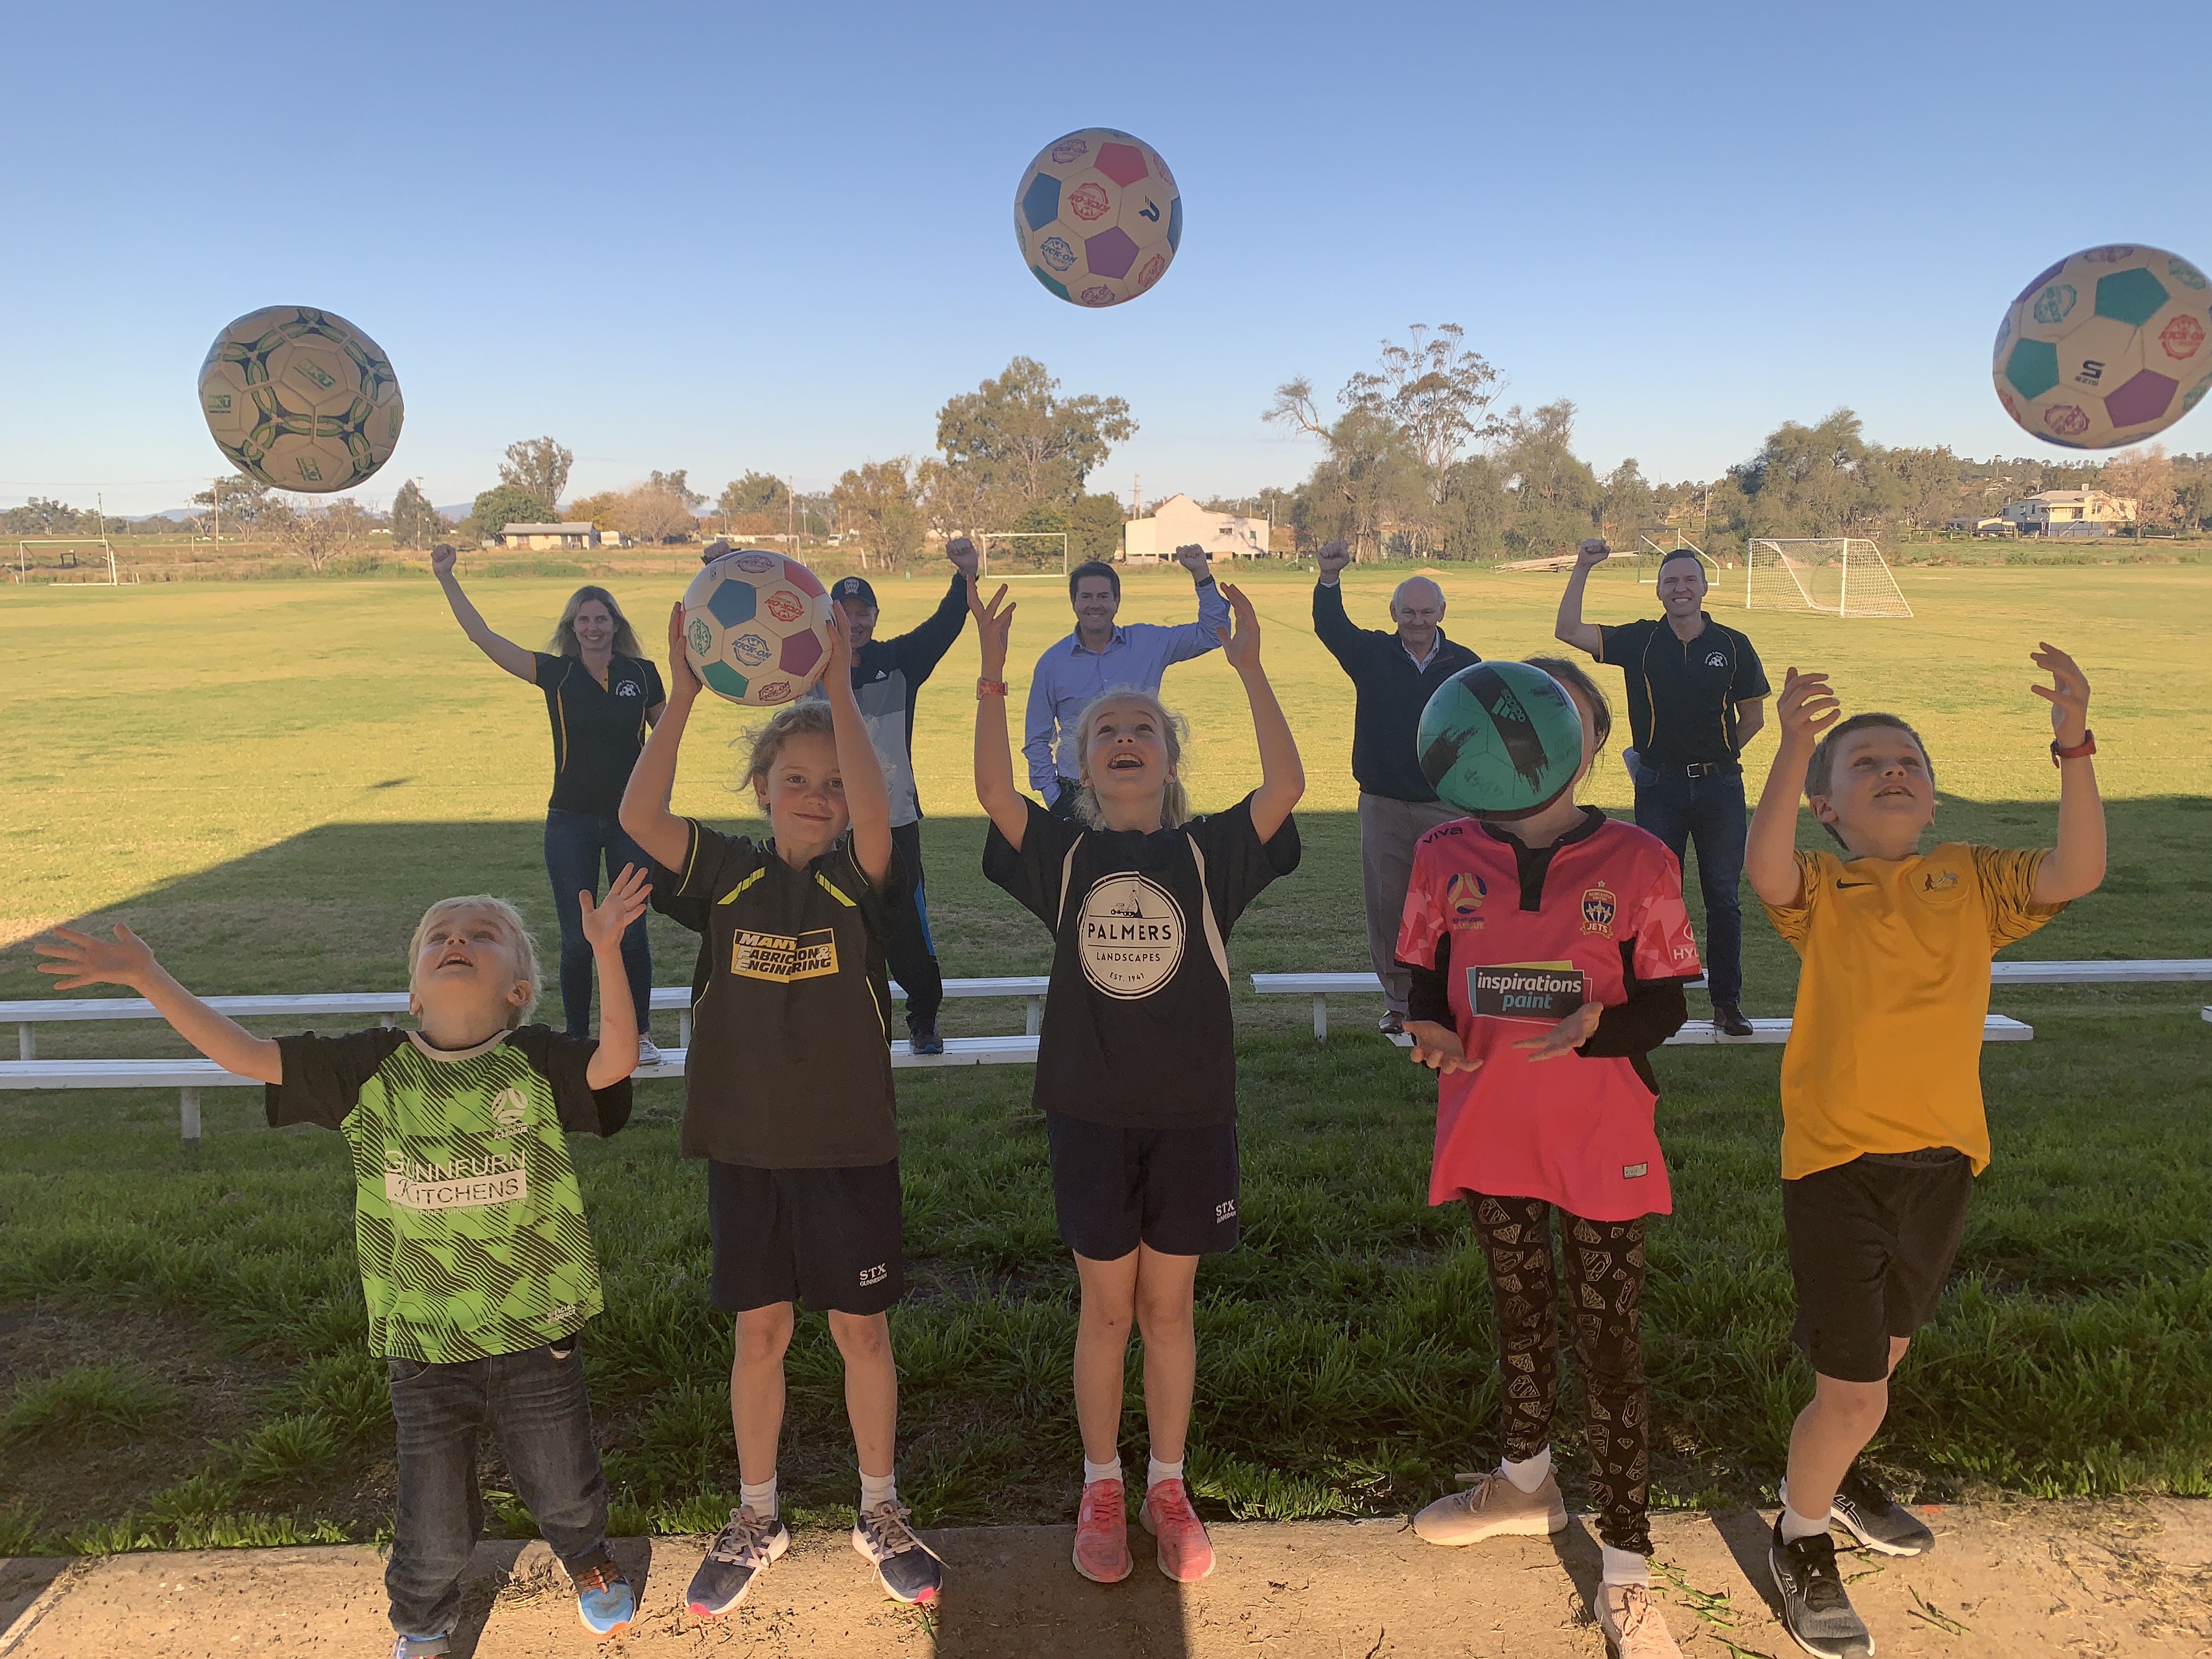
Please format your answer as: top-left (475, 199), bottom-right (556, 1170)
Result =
top-left (1654, 760), bottom-right (1739, 778)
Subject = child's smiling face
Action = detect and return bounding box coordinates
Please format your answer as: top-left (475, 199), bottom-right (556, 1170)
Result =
top-left (410, 908), bottom-right (532, 1040)
top-left (1081, 697), bottom-right (1172, 815)
top-left (1812, 726), bottom-right (1936, 855)
top-left (754, 729), bottom-right (850, 860)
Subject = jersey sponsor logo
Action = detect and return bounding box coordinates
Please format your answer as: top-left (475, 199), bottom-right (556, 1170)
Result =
top-left (383, 1150), bottom-right (527, 1211)
top-left (1704, 651), bottom-right (1728, 668)
top-left (490, 1087), bottom-right (528, 1136)
top-left (1469, 962), bottom-right (1587, 1023)
top-left (614, 679), bottom-right (642, 698)
top-left (1579, 883), bottom-right (1617, 935)
top-left (730, 927), bottom-right (840, 981)
top-left (545, 1303), bottom-right (579, 1327)
top-left (1446, 871), bottom-right (1487, 929)
top-left (1622, 1162), bottom-right (1649, 1178)
top-left (1077, 874), bottom-right (1184, 998)
top-left (859, 1263), bottom-right (888, 1286)
top-left (1921, 869), bottom-right (1960, 893)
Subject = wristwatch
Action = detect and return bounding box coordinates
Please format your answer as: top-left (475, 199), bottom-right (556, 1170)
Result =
top-left (977, 677), bottom-right (1008, 699)
top-left (2050, 729), bottom-right (2095, 765)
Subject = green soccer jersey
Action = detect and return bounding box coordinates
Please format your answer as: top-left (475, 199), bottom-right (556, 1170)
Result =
top-left (268, 1025), bottom-right (631, 1362)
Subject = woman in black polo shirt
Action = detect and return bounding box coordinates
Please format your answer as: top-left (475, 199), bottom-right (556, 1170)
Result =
top-left (433, 544), bottom-right (667, 1056)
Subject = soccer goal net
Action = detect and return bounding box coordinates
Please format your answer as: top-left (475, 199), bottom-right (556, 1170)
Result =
top-left (14, 538), bottom-right (129, 585)
top-left (1744, 539), bottom-right (1911, 618)
top-left (1634, 529), bottom-right (1718, 585)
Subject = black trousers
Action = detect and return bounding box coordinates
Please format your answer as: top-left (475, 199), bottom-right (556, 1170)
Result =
top-left (888, 820), bottom-right (944, 1025)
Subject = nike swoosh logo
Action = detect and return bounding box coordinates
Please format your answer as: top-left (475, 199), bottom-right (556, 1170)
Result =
top-left (1836, 881), bottom-right (1873, 889)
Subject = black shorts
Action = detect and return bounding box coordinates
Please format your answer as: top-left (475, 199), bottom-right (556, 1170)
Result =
top-left (1045, 1113), bottom-right (1239, 1260)
top-left (706, 1159), bottom-right (903, 1316)
top-left (1782, 1150), bottom-right (1973, 1383)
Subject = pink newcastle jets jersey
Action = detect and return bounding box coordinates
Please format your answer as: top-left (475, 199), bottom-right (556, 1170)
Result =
top-left (1396, 816), bottom-right (1701, 1222)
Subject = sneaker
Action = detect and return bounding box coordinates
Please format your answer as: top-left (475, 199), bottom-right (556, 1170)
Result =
top-left (1139, 1476), bottom-right (1215, 1583)
top-left (1597, 1583), bottom-right (1683, 1657)
top-left (1769, 1518), bottom-right (1874, 1658)
top-left (635, 1036), bottom-right (664, 1066)
top-left (1712, 1003), bottom-right (1754, 1037)
top-left (906, 1018), bottom-right (945, 1057)
top-left (1072, 1477), bottom-right (1132, 1584)
top-left (571, 1558), bottom-right (635, 1641)
top-left (1378, 1012), bottom-right (1406, 1037)
top-left (852, 1499), bottom-right (944, 1604)
top-left (1832, 1468), bottom-right (1936, 1557)
top-left (390, 1639), bottom-right (449, 1659)
top-left (686, 1506), bottom-right (791, 1618)
top-left (1411, 1469), bottom-right (1567, 1545)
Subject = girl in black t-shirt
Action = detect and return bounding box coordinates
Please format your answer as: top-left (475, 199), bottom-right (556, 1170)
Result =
top-left (433, 546), bottom-right (665, 1053)
top-left (970, 576), bottom-right (1304, 1588)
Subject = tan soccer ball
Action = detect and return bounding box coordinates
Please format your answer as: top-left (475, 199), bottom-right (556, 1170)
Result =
top-left (198, 306), bottom-right (404, 492)
top-left (1014, 128), bottom-right (1181, 308)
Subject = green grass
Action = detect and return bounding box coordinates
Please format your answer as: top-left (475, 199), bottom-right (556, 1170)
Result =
top-left (0, 561), bottom-right (2207, 1551)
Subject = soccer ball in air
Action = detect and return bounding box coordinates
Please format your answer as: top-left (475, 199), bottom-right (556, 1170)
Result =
top-left (1417, 662), bottom-right (1586, 821)
top-left (682, 549), bottom-right (833, 707)
top-left (1991, 245), bottom-right (2211, 449)
top-left (198, 306), bottom-right (404, 492)
top-left (1014, 128), bottom-right (1181, 308)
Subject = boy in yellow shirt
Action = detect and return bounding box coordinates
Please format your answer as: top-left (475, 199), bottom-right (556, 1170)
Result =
top-left (1743, 644), bottom-right (2103, 1659)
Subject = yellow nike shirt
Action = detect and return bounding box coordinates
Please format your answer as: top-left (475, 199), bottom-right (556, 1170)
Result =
top-left (1762, 843), bottom-right (2064, 1180)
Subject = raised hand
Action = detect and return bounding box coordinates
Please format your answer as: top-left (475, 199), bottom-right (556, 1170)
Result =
top-left (946, 535), bottom-right (980, 579)
top-left (430, 542), bottom-right (457, 579)
top-left (1775, 666), bottom-right (1841, 748)
top-left (581, 865), bottom-right (652, 951)
top-left (968, 578), bottom-right (1015, 678)
top-left (667, 601), bottom-right (703, 697)
top-left (1172, 542), bottom-right (1211, 579)
top-left (1316, 539), bottom-right (1352, 578)
top-left (1406, 1019), bottom-right (1481, 1076)
top-left (1574, 538), bottom-right (1611, 571)
top-left (825, 595), bottom-right (855, 679)
top-left (35, 923), bottom-right (158, 992)
top-left (1215, 582), bottom-right (1263, 674)
top-left (2029, 641), bottom-right (2090, 746)
top-left (1511, 1001), bottom-right (1604, 1062)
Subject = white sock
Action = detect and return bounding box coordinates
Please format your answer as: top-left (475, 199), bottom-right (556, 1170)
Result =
top-left (1083, 1455), bottom-right (1123, 1486)
top-left (1147, 1454), bottom-right (1184, 1490)
top-left (1600, 1545), bottom-right (1650, 1587)
top-left (859, 1469), bottom-right (896, 1513)
top-left (1500, 1446), bottom-right (1552, 1493)
top-left (1780, 1504), bottom-right (1830, 1545)
top-left (740, 1475), bottom-right (777, 1521)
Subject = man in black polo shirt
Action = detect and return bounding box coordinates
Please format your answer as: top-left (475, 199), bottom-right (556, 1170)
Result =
top-left (1556, 539), bottom-right (1768, 1035)
top-left (1312, 539), bottom-right (1481, 1036)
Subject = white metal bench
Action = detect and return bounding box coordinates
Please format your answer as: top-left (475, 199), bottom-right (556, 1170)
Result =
top-left (1254, 962), bottom-right (2210, 1041)
top-left (1, 976), bottom-right (1052, 1059)
top-left (0, 1035), bottom-right (1043, 1144)
top-left (1376, 1015), bottom-right (2034, 1049)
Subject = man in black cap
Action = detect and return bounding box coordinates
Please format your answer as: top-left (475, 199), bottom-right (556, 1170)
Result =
top-left (1555, 538), bottom-right (1768, 1035)
top-left (804, 537), bottom-right (979, 1053)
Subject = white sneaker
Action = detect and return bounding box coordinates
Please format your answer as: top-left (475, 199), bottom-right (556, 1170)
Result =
top-left (1598, 1583), bottom-right (1683, 1656)
top-left (635, 1037), bottom-right (664, 1066)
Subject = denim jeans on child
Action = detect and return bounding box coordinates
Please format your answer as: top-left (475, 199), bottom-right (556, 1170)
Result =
top-left (543, 809), bottom-right (653, 1037)
top-left (1631, 764), bottom-right (1750, 1007)
top-left (384, 1338), bottom-right (611, 1638)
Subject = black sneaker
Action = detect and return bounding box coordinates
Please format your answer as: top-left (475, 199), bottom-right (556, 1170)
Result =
top-left (1832, 1467), bottom-right (1936, 1556)
top-left (906, 1017), bottom-right (945, 1056)
top-left (852, 1500), bottom-right (944, 1604)
top-left (686, 1507), bottom-right (790, 1618)
top-left (1378, 1012), bottom-right (1405, 1037)
top-left (1769, 1518), bottom-right (1874, 1658)
top-left (1713, 1002), bottom-right (1754, 1036)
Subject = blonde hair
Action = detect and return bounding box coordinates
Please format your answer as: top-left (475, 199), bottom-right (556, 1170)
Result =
top-left (738, 701), bottom-right (837, 791)
top-left (1068, 688), bottom-right (1190, 830)
top-left (407, 896), bottom-right (540, 1029)
top-left (547, 585), bottom-right (646, 658)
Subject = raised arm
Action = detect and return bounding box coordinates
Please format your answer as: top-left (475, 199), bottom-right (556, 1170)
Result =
top-left (1746, 667), bottom-right (1838, 906)
top-left (34, 926), bottom-right (282, 1083)
top-left (889, 538), bottom-right (978, 685)
top-left (1216, 583), bottom-right (1305, 843)
top-left (1309, 541), bottom-right (1366, 668)
top-left (580, 866), bottom-right (651, 1087)
top-left (618, 605), bottom-right (702, 871)
top-left (1155, 544), bottom-right (1229, 665)
top-left (1553, 539), bottom-right (1607, 657)
top-left (971, 578), bottom-right (1030, 848)
top-left (2029, 642), bottom-right (2105, 904)
top-left (823, 607), bottom-right (893, 886)
top-left (432, 543), bottom-right (537, 681)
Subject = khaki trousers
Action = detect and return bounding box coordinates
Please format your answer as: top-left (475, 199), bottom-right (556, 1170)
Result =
top-left (1358, 792), bottom-right (1463, 1017)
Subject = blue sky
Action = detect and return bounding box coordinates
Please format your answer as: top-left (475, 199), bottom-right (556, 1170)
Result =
top-left (4, 0), bottom-right (2206, 517)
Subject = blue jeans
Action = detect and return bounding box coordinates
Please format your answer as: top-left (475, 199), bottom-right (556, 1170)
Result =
top-left (1632, 766), bottom-right (1749, 1006)
top-left (383, 1338), bottom-right (610, 1637)
top-left (543, 809), bottom-right (653, 1039)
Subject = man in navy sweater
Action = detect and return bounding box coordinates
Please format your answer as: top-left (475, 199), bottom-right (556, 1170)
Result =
top-left (1312, 539), bottom-right (1481, 1036)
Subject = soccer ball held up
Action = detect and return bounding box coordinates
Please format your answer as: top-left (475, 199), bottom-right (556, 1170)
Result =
top-left (682, 549), bottom-right (833, 707)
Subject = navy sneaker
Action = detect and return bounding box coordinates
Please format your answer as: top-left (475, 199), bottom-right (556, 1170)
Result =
top-left (852, 1500), bottom-right (944, 1604)
top-left (1769, 1517), bottom-right (1873, 1658)
top-left (686, 1506), bottom-right (791, 1618)
top-left (390, 1637), bottom-right (450, 1659)
top-left (571, 1556), bottom-right (634, 1641)
top-left (907, 1017), bottom-right (945, 1057)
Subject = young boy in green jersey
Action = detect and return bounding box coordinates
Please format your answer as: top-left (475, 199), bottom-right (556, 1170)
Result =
top-left (37, 874), bottom-right (651, 1657)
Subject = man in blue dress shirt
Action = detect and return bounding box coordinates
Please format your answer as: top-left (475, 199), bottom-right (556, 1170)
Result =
top-left (1023, 543), bottom-right (1231, 817)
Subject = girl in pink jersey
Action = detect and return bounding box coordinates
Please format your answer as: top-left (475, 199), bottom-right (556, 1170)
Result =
top-left (1395, 657), bottom-right (1701, 1659)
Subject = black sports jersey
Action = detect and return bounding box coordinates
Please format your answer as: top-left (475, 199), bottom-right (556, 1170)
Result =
top-left (532, 651), bottom-right (667, 814)
top-left (984, 794), bottom-right (1299, 1128)
top-left (656, 820), bottom-right (906, 1168)
top-left (1594, 616), bottom-right (1769, 766)
top-left (800, 573), bottom-right (968, 827)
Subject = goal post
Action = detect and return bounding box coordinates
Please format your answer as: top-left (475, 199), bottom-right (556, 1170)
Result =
top-left (1634, 528), bottom-right (1717, 585)
top-left (1745, 539), bottom-right (1911, 618)
top-left (14, 538), bottom-right (126, 585)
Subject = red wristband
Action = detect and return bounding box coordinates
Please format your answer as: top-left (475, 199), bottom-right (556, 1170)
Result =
top-left (2050, 729), bottom-right (2095, 765)
top-left (977, 678), bottom-right (1008, 698)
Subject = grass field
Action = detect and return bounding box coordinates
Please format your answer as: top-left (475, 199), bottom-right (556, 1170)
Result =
top-left (1, 559), bottom-right (2207, 1555)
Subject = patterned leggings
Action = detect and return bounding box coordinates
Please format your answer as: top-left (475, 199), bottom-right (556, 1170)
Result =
top-left (1466, 1193), bottom-right (1651, 1555)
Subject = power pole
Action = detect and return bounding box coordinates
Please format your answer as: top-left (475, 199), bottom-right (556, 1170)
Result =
top-left (212, 477), bottom-right (221, 541)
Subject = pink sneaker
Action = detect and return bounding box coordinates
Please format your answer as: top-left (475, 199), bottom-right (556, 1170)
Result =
top-left (1139, 1477), bottom-right (1215, 1582)
top-left (1072, 1478), bottom-right (1132, 1583)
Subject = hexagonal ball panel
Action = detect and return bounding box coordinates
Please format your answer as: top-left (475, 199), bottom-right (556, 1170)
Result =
top-left (707, 578), bottom-right (758, 627)
top-left (2103, 368), bottom-right (2179, 428)
top-left (1085, 227), bottom-right (1139, 279)
top-left (2095, 267), bottom-right (2170, 327)
top-left (2157, 313), bottom-right (2207, 363)
top-left (1094, 142), bottom-right (1150, 188)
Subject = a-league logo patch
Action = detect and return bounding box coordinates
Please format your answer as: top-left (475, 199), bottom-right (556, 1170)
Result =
top-left (1580, 883), bottom-right (1617, 935)
top-left (1447, 871), bottom-right (1487, 928)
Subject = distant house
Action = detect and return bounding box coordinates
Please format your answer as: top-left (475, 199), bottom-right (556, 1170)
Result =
top-left (1121, 494), bottom-right (1270, 562)
top-left (500, 522), bottom-right (601, 550)
top-left (2000, 490), bottom-right (2137, 537)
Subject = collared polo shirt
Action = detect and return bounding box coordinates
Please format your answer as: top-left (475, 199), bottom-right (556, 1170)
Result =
top-left (1594, 614), bottom-right (1769, 767)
